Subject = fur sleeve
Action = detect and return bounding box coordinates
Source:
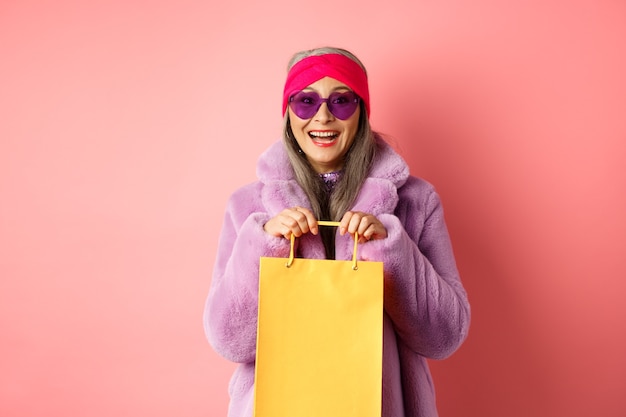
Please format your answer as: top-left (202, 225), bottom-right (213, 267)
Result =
top-left (204, 186), bottom-right (290, 363)
top-left (359, 182), bottom-right (470, 359)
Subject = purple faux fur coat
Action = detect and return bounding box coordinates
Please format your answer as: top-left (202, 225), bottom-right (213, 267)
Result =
top-left (204, 136), bottom-right (470, 417)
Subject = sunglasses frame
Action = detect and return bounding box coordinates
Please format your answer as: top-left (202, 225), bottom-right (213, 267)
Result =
top-left (288, 90), bottom-right (360, 120)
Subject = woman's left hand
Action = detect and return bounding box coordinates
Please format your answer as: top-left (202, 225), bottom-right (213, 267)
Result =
top-left (339, 211), bottom-right (388, 243)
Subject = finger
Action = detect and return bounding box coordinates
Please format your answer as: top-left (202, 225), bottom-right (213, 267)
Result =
top-left (347, 212), bottom-right (365, 235)
top-left (358, 216), bottom-right (381, 237)
top-left (264, 217), bottom-right (293, 239)
top-left (361, 223), bottom-right (375, 240)
top-left (294, 207), bottom-right (318, 235)
top-left (284, 207), bottom-right (316, 237)
top-left (354, 220), bottom-right (374, 243)
top-left (363, 221), bottom-right (388, 241)
top-left (281, 211), bottom-right (306, 237)
top-left (339, 211), bottom-right (355, 235)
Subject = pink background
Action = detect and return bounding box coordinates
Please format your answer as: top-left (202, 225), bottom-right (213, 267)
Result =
top-left (1, 1), bottom-right (625, 416)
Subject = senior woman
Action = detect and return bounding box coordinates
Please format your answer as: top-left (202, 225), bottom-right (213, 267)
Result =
top-left (204, 47), bottom-right (470, 417)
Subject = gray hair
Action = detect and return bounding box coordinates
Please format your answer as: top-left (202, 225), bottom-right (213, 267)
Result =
top-left (287, 47), bottom-right (368, 75)
top-left (282, 46), bottom-right (377, 259)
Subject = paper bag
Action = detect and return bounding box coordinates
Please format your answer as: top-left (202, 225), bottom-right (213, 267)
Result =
top-left (253, 221), bottom-right (383, 417)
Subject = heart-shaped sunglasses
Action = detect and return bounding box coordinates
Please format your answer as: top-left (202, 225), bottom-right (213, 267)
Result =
top-left (288, 90), bottom-right (360, 120)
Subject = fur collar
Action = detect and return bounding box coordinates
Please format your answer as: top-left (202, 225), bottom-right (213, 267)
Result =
top-left (256, 136), bottom-right (410, 218)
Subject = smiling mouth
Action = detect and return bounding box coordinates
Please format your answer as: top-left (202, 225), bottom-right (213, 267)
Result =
top-left (309, 131), bottom-right (339, 142)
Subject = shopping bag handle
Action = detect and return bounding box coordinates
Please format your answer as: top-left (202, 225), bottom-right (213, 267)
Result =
top-left (286, 221), bottom-right (359, 270)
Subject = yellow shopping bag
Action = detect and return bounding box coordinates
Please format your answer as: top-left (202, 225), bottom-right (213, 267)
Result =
top-left (253, 221), bottom-right (383, 417)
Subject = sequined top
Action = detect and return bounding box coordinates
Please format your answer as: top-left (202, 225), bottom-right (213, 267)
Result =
top-left (319, 171), bottom-right (343, 192)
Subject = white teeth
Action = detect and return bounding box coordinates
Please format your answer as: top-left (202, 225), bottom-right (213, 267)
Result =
top-left (309, 131), bottom-right (337, 138)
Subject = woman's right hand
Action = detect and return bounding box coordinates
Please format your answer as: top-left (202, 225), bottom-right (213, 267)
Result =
top-left (263, 207), bottom-right (319, 239)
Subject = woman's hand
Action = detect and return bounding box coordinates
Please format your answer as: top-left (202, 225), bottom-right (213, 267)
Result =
top-left (263, 207), bottom-right (319, 239)
top-left (339, 211), bottom-right (388, 243)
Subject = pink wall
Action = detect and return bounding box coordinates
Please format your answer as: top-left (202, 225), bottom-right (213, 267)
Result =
top-left (1, 1), bottom-right (625, 416)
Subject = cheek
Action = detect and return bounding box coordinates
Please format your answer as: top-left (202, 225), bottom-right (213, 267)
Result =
top-left (289, 120), bottom-right (310, 146)
top-left (288, 112), bottom-right (308, 133)
top-left (344, 118), bottom-right (360, 140)
top-left (347, 111), bottom-right (360, 130)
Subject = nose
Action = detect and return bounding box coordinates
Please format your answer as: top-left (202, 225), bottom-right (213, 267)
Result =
top-left (314, 101), bottom-right (335, 122)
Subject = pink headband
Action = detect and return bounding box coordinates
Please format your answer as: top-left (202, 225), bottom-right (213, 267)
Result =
top-left (282, 53), bottom-right (370, 118)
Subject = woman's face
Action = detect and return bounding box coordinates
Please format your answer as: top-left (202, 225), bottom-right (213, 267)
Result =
top-left (288, 77), bottom-right (360, 174)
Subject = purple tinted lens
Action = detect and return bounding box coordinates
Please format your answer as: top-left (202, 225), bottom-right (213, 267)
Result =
top-left (289, 91), bottom-right (359, 120)
top-left (327, 91), bottom-right (360, 120)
